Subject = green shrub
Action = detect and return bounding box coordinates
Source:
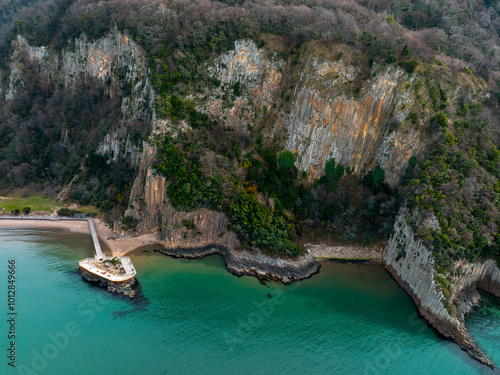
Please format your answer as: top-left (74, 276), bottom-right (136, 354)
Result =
top-left (121, 216), bottom-right (139, 231)
top-left (461, 66), bottom-right (472, 74)
top-left (232, 81), bottom-right (241, 96)
top-left (57, 208), bottom-right (82, 217)
top-left (407, 112), bottom-right (418, 123)
top-left (373, 166), bottom-right (385, 186)
top-left (399, 60), bottom-right (418, 74)
top-left (402, 44), bottom-right (409, 56)
top-left (104, 257), bottom-right (121, 266)
top-left (429, 112), bottom-right (448, 131)
top-left (181, 219), bottom-right (195, 229)
top-left (386, 54), bottom-right (397, 63)
top-left (278, 151), bottom-right (295, 169)
top-left (325, 158), bottom-right (345, 181)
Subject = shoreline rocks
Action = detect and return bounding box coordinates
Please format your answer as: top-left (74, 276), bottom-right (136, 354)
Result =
top-left (77, 267), bottom-right (137, 298)
top-left (305, 243), bottom-right (383, 261)
top-left (383, 208), bottom-right (500, 369)
top-left (159, 245), bottom-right (321, 285)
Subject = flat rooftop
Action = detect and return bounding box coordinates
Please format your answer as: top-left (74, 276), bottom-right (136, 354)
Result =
top-left (79, 256), bottom-right (136, 282)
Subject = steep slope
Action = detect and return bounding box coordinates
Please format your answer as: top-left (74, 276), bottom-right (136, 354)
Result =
top-left (1, 27), bottom-right (499, 367)
top-left (384, 209), bottom-right (500, 368)
top-left (4, 28), bottom-right (153, 163)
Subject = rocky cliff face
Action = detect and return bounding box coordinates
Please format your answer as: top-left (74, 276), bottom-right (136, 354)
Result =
top-left (3, 31), bottom-right (487, 191)
top-left (384, 208), bottom-right (500, 368)
top-left (4, 31), bottom-right (494, 298)
top-left (62, 29), bottom-right (154, 167)
top-left (284, 60), bottom-right (416, 187)
top-left (201, 41), bottom-right (427, 187)
top-left (4, 29), bottom-right (153, 167)
top-left (202, 40), bottom-right (285, 140)
top-left (283, 54), bottom-right (486, 187)
top-left (125, 158), bottom-right (321, 284)
top-left (61, 29), bottom-right (155, 119)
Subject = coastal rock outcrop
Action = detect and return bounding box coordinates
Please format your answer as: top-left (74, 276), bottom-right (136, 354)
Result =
top-left (225, 250), bottom-right (320, 284)
top-left (78, 267), bottom-right (137, 298)
top-left (384, 208), bottom-right (500, 368)
top-left (160, 245), bottom-right (320, 285)
top-left (125, 166), bottom-right (320, 283)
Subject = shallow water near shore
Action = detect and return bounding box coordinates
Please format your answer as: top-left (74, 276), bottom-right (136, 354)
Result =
top-left (0, 227), bottom-right (499, 375)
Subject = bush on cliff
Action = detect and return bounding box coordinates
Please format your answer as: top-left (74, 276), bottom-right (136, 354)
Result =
top-left (153, 134), bottom-right (301, 256)
top-left (402, 103), bottom-right (500, 271)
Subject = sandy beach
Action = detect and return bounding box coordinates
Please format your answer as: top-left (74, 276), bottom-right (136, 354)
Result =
top-left (0, 217), bottom-right (164, 257)
top-left (0, 218), bottom-right (90, 233)
top-left (101, 234), bottom-right (164, 257)
top-left (0, 216), bottom-right (382, 261)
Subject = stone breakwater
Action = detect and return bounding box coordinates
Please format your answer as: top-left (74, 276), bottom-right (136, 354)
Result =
top-left (78, 268), bottom-right (137, 298)
top-left (160, 246), bottom-right (321, 285)
top-left (383, 209), bottom-right (500, 369)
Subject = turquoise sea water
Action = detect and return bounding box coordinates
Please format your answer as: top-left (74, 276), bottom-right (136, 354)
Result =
top-left (0, 227), bottom-right (499, 375)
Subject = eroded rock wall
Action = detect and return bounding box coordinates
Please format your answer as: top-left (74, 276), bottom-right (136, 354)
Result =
top-left (62, 29), bottom-right (155, 120)
top-left (204, 40), bottom-right (285, 139)
top-left (285, 64), bottom-right (423, 187)
top-left (384, 208), bottom-right (500, 368)
top-left (62, 29), bottom-right (154, 166)
top-left (4, 29), bottom-right (154, 168)
top-left (449, 259), bottom-right (500, 320)
top-left (284, 55), bottom-right (487, 187)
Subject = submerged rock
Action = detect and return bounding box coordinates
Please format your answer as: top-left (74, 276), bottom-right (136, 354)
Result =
top-left (77, 267), bottom-right (137, 298)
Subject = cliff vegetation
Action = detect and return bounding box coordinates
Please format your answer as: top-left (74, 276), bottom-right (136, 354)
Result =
top-left (0, 0), bottom-right (499, 265)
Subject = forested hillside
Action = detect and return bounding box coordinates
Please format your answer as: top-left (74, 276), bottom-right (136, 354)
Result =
top-left (0, 0), bottom-right (499, 264)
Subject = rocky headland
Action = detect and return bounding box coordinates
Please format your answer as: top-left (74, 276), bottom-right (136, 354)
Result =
top-left (77, 267), bottom-right (137, 298)
top-left (384, 208), bottom-right (500, 369)
top-left (4, 29), bottom-right (498, 368)
top-left (160, 245), bottom-right (320, 284)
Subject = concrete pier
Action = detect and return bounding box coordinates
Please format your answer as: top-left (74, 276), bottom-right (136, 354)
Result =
top-left (88, 218), bottom-right (104, 260)
top-left (80, 218), bottom-right (136, 282)
top-left (0, 215), bottom-right (137, 282)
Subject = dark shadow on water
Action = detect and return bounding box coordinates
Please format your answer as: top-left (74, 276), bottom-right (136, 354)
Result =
top-left (111, 280), bottom-right (151, 319)
top-left (72, 268), bottom-right (150, 318)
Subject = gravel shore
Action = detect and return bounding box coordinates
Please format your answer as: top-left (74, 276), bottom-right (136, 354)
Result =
top-left (305, 243), bottom-right (382, 261)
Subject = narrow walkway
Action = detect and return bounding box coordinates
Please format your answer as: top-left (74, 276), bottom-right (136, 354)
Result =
top-left (0, 215), bottom-right (137, 281)
top-left (87, 218), bottom-right (104, 259)
top-left (80, 218), bottom-right (137, 282)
